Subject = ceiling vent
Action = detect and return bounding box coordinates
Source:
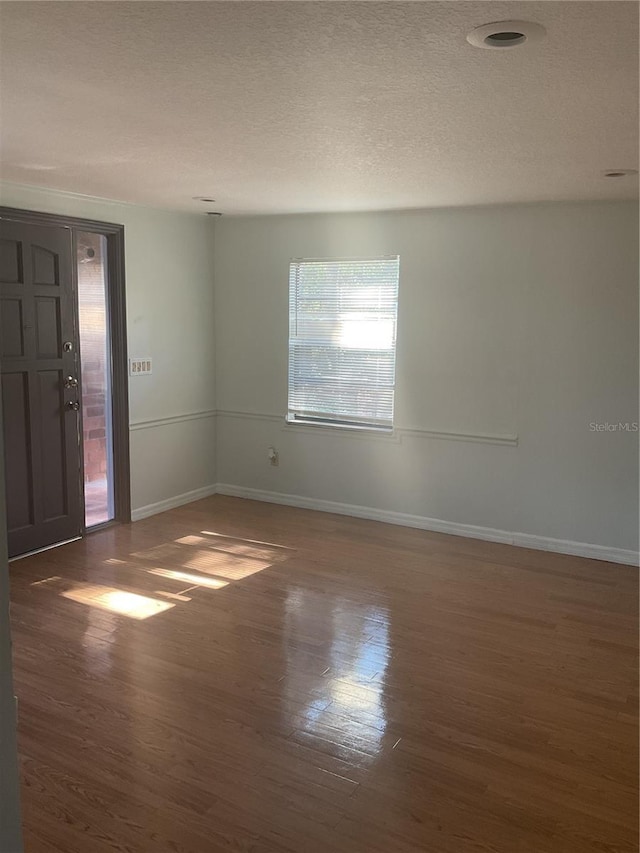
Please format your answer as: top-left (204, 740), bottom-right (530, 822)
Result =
top-left (467, 21), bottom-right (546, 50)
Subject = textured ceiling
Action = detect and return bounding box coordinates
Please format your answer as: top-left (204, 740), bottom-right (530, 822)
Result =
top-left (0, 1), bottom-right (638, 215)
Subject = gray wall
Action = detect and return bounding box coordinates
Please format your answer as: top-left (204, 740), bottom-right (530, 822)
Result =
top-left (214, 202), bottom-right (639, 559)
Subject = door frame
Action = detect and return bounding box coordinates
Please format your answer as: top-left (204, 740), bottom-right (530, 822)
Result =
top-left (0, 206), bottom-right (131, 528)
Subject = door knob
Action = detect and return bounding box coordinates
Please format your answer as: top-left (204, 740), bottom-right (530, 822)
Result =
top-left (65, 401), bottom-right (80, 411)
top-left (64, 376), bottom-right (78, 388)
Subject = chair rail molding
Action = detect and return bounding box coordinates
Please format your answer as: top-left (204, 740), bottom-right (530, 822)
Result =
top-left (130, 410), bottom-right (217, 431)
top-left (215, 409), bottom-right (519, 446)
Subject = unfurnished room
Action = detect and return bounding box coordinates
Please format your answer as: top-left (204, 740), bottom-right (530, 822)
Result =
top-left (0, 2), bottom-right (638, 852)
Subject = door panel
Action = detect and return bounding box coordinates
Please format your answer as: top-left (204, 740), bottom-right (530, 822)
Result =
top-left (38, 369), bottom-right (68, 520)
top-left (0, 219), bottom-right (81, 556)
top-left (35, 297), bottom-right (61, 358)
top-left (0, 238), bottom-right (22, 283)
top-left (1, 300), bottom-right (24, 357)
top-left (32, 245), bottom-right (59, 286)
top-left (1, 373), bottom-right (32, 531)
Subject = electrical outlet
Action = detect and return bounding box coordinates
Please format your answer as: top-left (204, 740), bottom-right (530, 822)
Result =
top-left (268, 446), bottom-right (279, 466)
top-left (129, 358), bottom-right (153, 376)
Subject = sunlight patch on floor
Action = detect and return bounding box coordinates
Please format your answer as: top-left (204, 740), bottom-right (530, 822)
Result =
top-left (177, 533), bottom-right (280, 560)
top-left (147, 567), bottom-right (229, 589)
top-left (182, 549), bottom-right (269, 579)
top-left (155, 590), bottom-right (193, 602)
top-left (61, 583), bottom-right (174, 619)
top-left (31, 527), bottom-right (293, 622)
top-left (200, 531), bottom-right (294, 551)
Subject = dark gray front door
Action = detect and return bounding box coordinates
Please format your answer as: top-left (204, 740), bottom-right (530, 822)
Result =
top-left (0, 219), bottom-right (82, 557)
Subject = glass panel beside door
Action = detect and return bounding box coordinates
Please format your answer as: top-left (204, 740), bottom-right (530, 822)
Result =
top-left (76, 232), bottom-right (114, 528)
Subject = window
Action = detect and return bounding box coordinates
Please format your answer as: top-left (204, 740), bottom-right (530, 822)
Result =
top-left (288, 256), bottom-right (399, 430)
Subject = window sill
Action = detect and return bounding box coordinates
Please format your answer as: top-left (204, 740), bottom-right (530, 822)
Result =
top-left (284, 416), bottom-right (395, 436)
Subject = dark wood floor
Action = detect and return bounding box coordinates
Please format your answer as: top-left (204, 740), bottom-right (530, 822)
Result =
top-left (9, 495), bottom-right (639, 853)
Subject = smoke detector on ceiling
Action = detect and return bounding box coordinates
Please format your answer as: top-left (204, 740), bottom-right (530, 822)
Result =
top-left (466, 21), bottom-right (546, 50)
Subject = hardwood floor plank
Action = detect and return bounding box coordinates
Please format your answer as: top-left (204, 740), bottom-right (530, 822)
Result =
top-left (9, 495), bottom-right (638, 852)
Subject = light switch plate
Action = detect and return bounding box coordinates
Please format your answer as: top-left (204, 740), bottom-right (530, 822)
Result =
top-left (129, 357), bottom-right (153, 376)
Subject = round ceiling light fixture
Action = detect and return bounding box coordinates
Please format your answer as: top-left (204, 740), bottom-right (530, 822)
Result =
top-left (602, 169), bottom-right (638, 178)
top-left (192, 196), bottom-right (216, 203)
top-left (466, 20), bottom-right (546, 49)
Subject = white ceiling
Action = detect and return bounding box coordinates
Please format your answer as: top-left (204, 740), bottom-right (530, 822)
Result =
top-left (0, 1), bottom-right (638, 215)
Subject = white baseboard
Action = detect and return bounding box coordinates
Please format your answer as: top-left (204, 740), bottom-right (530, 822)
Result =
top-left (131, 484), bottom-right (217, 522)
top-left (215, 483), bottom-right (639, 567)
top-left (129, 482), bottom-right (639, 566)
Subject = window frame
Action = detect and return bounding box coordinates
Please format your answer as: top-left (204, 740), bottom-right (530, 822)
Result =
top-left (286, 254), bottom-right (400, 433)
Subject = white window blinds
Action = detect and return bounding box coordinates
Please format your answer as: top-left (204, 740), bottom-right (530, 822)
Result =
top-left (288, 256), bottom-right (399, 430)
